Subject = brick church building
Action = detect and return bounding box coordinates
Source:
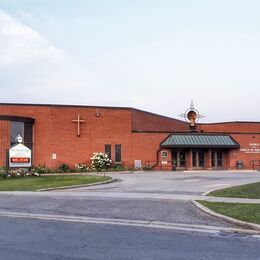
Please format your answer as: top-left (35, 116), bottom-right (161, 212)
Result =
top-left (0, 103), bottom-right (259, 171)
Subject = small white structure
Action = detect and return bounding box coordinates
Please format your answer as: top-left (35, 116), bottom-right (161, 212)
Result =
top-left (134, 160), bottom-right (142, 169)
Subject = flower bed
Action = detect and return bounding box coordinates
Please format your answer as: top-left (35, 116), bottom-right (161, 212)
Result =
top-left (1, 168), bottom-right (40, 179)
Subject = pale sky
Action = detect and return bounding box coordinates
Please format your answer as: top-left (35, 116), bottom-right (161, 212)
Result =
top-left (0, 0), bottom-right (259, 122)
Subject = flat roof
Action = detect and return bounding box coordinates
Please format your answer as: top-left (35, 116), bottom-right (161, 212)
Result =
top-left (0, 103), bottom-right (259, 124)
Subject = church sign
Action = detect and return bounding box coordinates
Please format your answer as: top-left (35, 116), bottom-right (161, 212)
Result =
top-left (240, 143), bottom-right (260, 154)
top-left (9, 142), bottom-right (31, 168)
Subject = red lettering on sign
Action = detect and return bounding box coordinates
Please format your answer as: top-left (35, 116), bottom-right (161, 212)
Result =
top-left (11, 158), bottom-right (30, 163)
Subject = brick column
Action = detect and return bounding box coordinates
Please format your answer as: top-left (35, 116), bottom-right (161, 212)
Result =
top-left (223, 151), bottom-right (230, 170)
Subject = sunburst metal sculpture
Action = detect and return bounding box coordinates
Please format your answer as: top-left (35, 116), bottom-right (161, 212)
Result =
top-left (178, 101), bottom-right (205, 131)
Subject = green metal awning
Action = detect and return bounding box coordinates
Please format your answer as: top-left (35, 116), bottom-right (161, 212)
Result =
top-left (161, 134), bottom-right (239, 148)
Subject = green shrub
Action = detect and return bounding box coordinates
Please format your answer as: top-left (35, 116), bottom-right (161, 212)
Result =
top-left (108, 164), bottom-right (129, 171)
top-left (57, 164), bottom-right (72, 173)
top-left (32, 165), bottom-right (52, 174)
top-left (143, 166), bottom-right (152, 171)
top-left (0, 166), bottom-right (7, 175)
top-left (75, 163), bottom-right (88, 172)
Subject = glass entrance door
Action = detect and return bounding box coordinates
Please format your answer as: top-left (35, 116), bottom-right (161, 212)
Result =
top-left (192, 150), bottom-right (205, 168)
top-left (172, 150), bottom-right (186, 168)
top-left (212, 151), bottom-right (223, 168)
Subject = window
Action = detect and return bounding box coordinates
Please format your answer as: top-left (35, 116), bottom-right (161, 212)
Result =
top-left (172, 150), bottom-right (186, 167)
top-left (217, 151), bottom-right (223, 167)
top-left (211, 151), bottom-right (223, 168)
top-left (115, 144), bottom-right (121, 163)
top-left (10, 121), bottom-right (33, 150)
top-left (179, 151), bottom-right (186, 167)
top-left (198, 151), bottom-right (205, 167)
top-left (211, 152), bottom-right (215, 168)
top-left (192, 151), bottom-right (196, 167)
top-left (162, 151), bottom-right (168, 158)
top-left (105, 144), bottom-right (111, 159)
top-left (10, 121), bottom-right (24, 145)
top-left (192, 150), bottom-right (205, 168)
top-left (24, 122), bottom-right (33, 150)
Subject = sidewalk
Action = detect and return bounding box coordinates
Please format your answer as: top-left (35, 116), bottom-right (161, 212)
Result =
top-left (198, 195), bottom-right (260, 204)
top-left (0, 190), bottom-right (259, 204)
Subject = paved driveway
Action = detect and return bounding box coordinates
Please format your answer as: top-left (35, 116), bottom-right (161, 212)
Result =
top-left (65, 170), bottom-right (260, 195)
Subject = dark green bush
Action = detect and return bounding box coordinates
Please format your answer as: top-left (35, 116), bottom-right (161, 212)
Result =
top-left (57, 164), bottom-right (72, 173)
top-left (108, 164), bottom-right (129, 171)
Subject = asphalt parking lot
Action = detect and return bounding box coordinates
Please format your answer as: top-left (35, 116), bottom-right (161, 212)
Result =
top-left (0, 170), bottom-right (258, 228)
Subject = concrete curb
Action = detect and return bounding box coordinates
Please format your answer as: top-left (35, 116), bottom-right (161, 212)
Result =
top-left (191, 199), bottom-right (260, 232)
top-left (42, 171), bottom-right (144, 176)
top-left (202, 183), bottom-right (256, 196)
top-left (37, 177), bottom-right (117, 192)
top-left (202, 181), bottom-right (260, 197)
top-left (102, 171), bottom-right (144, 174)
top-left (202, 182), bottom-right (234, 196)
top-left (202, 189), bottom-right (223, 196)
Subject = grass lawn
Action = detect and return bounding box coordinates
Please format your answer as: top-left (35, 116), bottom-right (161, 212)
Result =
top-left (197, 200), bottom-right (260, 224)
top-left (208, 182), bottom-right (260, 199)
top-left (0, 175), bottom-right (111, 191)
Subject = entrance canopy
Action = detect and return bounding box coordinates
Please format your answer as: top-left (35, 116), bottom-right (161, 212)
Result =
top-left (161, 134), bottom-right (239, 149)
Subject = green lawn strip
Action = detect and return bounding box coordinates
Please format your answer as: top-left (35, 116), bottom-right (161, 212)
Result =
top-left (197, 200), bottom-right (260, 224)
top-left (0, 175), bottom-right (111, 191)
top-left (208, 182), bottom-right (260, 199)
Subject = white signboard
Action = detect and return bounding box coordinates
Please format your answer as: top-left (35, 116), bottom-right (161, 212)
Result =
top-left (9, 144), bottom-right (32, 168)
top-left (161, 161), bottom-right (168, 165)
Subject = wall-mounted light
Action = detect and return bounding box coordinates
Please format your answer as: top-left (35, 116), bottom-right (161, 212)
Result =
top-left (95, 108), bottom-right (101, 117)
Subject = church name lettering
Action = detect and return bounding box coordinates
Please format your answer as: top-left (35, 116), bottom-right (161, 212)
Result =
top-left (240, 143), bottom-right (260, 154)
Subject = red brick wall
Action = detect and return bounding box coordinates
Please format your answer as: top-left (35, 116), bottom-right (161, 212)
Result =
top-left (229, 134), bottom-right (260, 169)
top-left (0, 105), bottom-right (133, 169)
top-left (198, 122), bottom-right (260, 133)
top-left (199, 122), bottom-right (260, 169)
top-left (132, 132), bottom-right (171, 168)
top-left (131, 109), bottom-right (188, 132)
